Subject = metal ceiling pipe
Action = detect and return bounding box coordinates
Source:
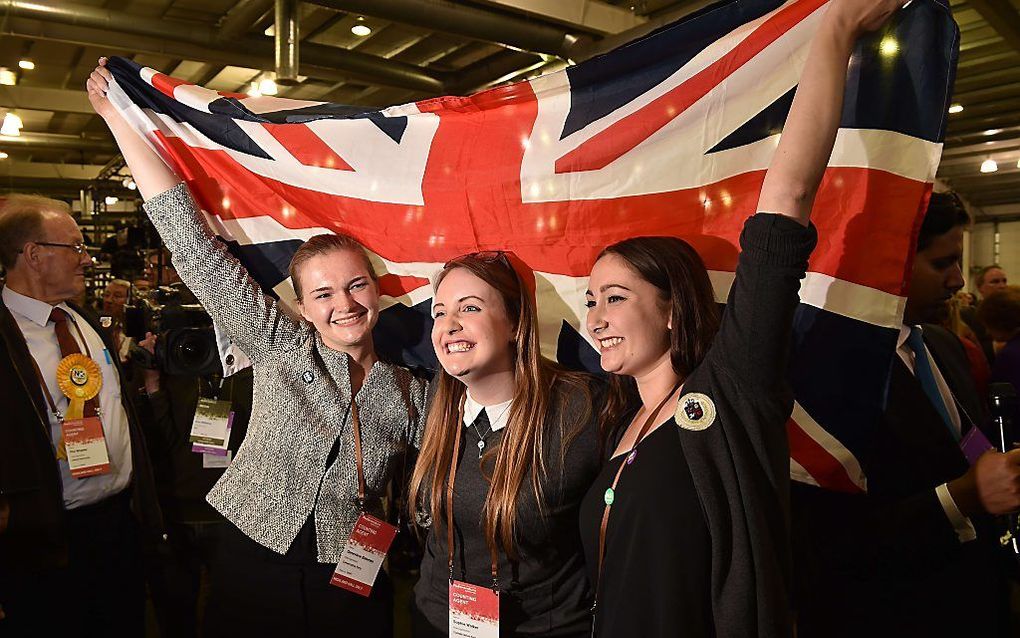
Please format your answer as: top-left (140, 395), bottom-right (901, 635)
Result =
top-left (2, 0), bottom-right (447, 93)
top-left (0, 132), bottom-right (115, 153)
top-left (275, 0), bottom-right (300, 86)
top-left (219, 0), bottom-right (275, 39)
top-left (305, 0), bottom-right (594, 60)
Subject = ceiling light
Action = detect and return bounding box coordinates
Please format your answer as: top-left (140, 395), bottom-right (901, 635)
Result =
top-left (983, 129), bottom-right (1002, 136)
top-left (105, 196), bottom-right (119, 206)
top-left (948, 103), bottom-right (963, 114)
top-left (351, 17), bottom-right (371, 36)
top-left (123, 177), bottom-right (136, 190)
top-left (264, 25), bottom-right (275, 36)
top-left (0, 67), bottom-right (16, 86)
top-left (1016, 158), bottom-right (1020, 169)
top-left (0, 151), bottom-right (7, 160)
top-left (18, 59), bottom-right (34, 71)
top-left (1, 112), bottom-right (23, 136)
top-left (980, 158), bottom-right (998, 173)
top-left (258, 78), bottom-right (278, 96)
top-left (245, 82), bottom-right (262, 97)
top-left (879, 37), bottom-right (899, 57)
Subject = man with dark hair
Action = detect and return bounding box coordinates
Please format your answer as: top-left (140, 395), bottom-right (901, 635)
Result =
top-left (793, 191), bottom-right (1016, 636)
top-left (0, 195), bottom-right (163, 636)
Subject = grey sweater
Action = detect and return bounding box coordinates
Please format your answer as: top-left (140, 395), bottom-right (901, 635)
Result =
top-left (144, 183), bottom-right (427, 562)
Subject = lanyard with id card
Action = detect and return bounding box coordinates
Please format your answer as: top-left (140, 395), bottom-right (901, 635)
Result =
top-left (446, 401), bottom-right (500, 638)
top-left (25, 318), bottom-right (112, 479)
top-left (190, 397), bottom-right (234, 456)
top-left (330, 396), bottom-right (400, 597)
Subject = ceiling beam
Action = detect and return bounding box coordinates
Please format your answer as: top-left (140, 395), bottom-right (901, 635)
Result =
top-left (0, 85), bottom-right (95, 115)
top-left (470, 0), bottom-right (646, 35)
top-left (966, 0), bottom-right (1020, 53)
top-left (0, 132), bottom-right (116, 154)
top-left (0, 162), bottom-right (107, 180)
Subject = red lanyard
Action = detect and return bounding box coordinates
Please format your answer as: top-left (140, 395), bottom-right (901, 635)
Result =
top-left (446, 399), bottom-right (501, 590)
top-left (592, 382), bottom-right (681, 619)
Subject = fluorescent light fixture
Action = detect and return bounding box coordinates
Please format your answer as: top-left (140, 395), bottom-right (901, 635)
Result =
top-left (948, 104), bottom-right (963, 114)
top-left (105, 196), bottom-right (119, 205)
top-left (1, 112), bottom-right (23, 136)
top-left (258, 78), bottom-right (278, 96)
top-left (983, 129), bottom-right (1002, 136)
top-left (18, 59), bottom-right (34, 70)
top-left (879, 37), bottom-right (898, 57)
top-left (0, 151), bottom-right (8, 159)
top-left (0, 67), bottom-right (16, 86)
top-left (980, 159), bottom-right (998, 173)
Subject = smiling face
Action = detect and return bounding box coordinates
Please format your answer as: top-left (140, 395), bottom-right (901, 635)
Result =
top-left (586, 253), bottom-right (672, 378)
top-left (296, 248), bottom-right (380, 352)
top-left (431, 267), bottom-right (516, 383)
top-left (904, 225), bottom-right (965, 325)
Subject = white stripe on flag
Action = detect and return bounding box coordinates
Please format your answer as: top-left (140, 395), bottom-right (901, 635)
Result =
top-left (791, 401), bottom-right (867, 491)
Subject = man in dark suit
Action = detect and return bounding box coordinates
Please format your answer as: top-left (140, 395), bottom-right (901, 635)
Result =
top-left (792, 192), bottom-right (1019, 637)
top-left (0, 195), bottom-right (163, 636)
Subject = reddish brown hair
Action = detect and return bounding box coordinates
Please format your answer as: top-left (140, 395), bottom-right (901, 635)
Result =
top-left (288, 233), bottom-right (376, 299)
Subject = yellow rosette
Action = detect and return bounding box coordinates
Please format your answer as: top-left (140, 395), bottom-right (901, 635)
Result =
top-left (54, 354), bottom-right (103, 461)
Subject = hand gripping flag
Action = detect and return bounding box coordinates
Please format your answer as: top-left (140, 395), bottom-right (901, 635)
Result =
top-left (105, 0), bottom-right (959, 494)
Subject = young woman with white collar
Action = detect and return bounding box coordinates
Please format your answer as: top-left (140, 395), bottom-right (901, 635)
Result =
top-left (410, 252), bottom-right (601, 637)
top-left (579, 0), bottom-right (903, 635)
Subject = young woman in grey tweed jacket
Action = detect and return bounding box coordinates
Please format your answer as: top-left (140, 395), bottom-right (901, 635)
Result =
top-left (87, 62), bottom-right (427, 638)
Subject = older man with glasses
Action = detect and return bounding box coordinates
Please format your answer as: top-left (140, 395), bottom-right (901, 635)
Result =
top-left (0, 194), bottom-right (163, 637)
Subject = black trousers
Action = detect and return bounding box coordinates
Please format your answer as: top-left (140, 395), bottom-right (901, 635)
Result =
top-left (204, 515), bottom-right (394, 638)
top-left (146, 518), bottom-right (223, 638)
top-left (0, 490), bottom-right (145, 638)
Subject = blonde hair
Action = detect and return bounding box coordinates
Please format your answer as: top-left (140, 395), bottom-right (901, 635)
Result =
top-left (288, 233), bottom-right (376, 299)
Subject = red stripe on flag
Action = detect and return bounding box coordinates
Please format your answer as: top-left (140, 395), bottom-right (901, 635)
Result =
top-left (554, 0), bottom-right (827, 174)
top-left (261, 123), bottom-right (354, 171)
top-left (150, 131), bottom-right (925, 298)
top-left (378, 273), bottom-right (431, 298)
top-left (787, 418), bottom-right (863, 493)
top-left (149, 72), bottom-right (190, 100)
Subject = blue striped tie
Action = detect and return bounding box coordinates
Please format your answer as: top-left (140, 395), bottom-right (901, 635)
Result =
top-left (906, 327), bottom-right (958, 441)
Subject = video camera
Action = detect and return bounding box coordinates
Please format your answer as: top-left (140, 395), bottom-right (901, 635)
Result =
top-left (124, 284), bottom-right (221, 377)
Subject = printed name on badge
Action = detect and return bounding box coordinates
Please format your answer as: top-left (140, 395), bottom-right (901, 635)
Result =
top-left (63, 416), bottom-right (111, 478)
top-left (330, 513), bottom-right (398, 597)
top-left (448, 580), bottom-right (499, 638)
top-left (190, 398), bottom-right (233, 455)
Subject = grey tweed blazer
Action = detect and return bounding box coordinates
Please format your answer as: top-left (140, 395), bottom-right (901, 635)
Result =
top-left (144, 184), bottom-right (427, 563)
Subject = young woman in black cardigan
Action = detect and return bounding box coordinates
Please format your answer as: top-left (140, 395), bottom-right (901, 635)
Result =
top-left (579, 0), bottom-right (903, 635)
top-left (411, 252), bottom-right (600, 637)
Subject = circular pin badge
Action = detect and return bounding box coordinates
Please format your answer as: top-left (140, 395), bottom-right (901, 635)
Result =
top-left (675, 392), bottom-right (716, 431)
top-left (603, 488), bottom-right (615, 506)
top-left (302, 370), bottom-right (314, 383)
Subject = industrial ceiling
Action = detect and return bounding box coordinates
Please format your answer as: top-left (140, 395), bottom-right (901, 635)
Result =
top-left (0, 0), bottom-right (1018, 221)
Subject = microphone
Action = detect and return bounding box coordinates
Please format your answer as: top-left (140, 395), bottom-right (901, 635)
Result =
top-left (990, 382), bottom-right (1019, 554)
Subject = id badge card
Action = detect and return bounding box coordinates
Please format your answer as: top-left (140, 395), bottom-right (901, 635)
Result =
top-left (63, 416), bottom-right (111, 478)
top-left (330, 513), bottom-right (398, 596)
top-left (190, 398), bottom-right (233, 455)
top-left (449, 580), bottom-right (499, 638)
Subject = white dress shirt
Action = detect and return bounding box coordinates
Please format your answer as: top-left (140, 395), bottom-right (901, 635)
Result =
top-left (896, 325), bottom-right (976, 543)
top-left (3, 286), bottom-right (133, 508)
top-left (462, 391), bottom-right (513, 432)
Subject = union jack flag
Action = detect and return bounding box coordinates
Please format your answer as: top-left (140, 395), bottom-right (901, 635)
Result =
top-left (105, 0), bottom-right (959, 494)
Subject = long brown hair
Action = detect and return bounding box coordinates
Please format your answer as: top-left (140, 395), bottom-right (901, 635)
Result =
top-left (596, 237), bottom-right (721, 448)
top-left (408, 252), bottom-right (590, 557)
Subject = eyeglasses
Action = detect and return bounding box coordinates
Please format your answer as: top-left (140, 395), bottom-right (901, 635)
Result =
top-left (21, 241), bottom-right (88, 255)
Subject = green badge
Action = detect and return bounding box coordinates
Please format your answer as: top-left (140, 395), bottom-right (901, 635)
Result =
top-left (603, 487), bottom-right (615, 506)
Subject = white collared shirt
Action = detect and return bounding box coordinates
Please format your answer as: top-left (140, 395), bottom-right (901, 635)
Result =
top-left (462, 391), bottom-right (512, 432)
top-left (3, 286), bottom-right (133, 509)
top-left (897, 324), bottom-right (975, 544)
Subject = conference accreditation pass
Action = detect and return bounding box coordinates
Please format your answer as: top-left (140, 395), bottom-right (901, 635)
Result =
top-left (189, 398), bottom-right (233, 454)
top-left (330, 513), bottom-right (398, 597)
top-left (64, 416), bottom-right (111, 478)
top-left (449, 580), bottom-right (499, 638)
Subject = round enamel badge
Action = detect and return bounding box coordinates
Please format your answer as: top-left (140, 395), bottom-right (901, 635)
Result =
top-left (675, 392), bottom-right (716, 431)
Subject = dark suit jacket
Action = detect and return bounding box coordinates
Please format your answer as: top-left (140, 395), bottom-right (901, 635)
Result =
top-left (792, 324), bottom-right (1010, 637)
top-left (0, 290), bottom-right (164, 570)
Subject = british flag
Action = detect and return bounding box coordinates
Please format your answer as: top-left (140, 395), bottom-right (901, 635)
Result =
top-left (105, 0), bottom-right (959, 494)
